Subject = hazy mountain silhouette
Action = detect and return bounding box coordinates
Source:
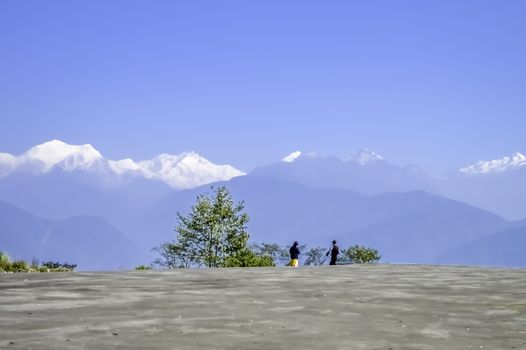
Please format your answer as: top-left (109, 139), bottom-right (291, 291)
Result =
top-left (0, 200), bottom-right (141, 270)
top-left (0, 170), bottom-right (173, 234)
top-left (439, 166), bottom-right (526, 221)
top-left (437, 225), bottom-right (526, 267)
top-left (338, 191), bottom-right (508, 263)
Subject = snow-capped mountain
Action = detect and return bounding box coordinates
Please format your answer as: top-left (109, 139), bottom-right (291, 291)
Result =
top-left (437, 151), bottom-right (526, 220)
top-left (0, 140), bottom-right (245, 189)
top-left (459, 152), bottom-right (526, 175)
top-left (253, 149), bottom-right (435, 195)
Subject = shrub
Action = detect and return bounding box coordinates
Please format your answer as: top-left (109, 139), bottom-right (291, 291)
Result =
top-left (223, 249), bottom-right (275, 267)
top-left (0, 252), bottom-right (11, 271)
top-left (342, 245), bottom-right (381, 264)
top-left (135, 265), bottom-right (152, 270)
top-left (11, 260), bottom-right (29, 272)
top-left (42, 261), bottom-right (77, 272)
top-left (0, 254), bottom-right (76, 273)
top-left (250, 243), bottom-right (291, 266)
top-left (153, 242), bottom-right (194, 269)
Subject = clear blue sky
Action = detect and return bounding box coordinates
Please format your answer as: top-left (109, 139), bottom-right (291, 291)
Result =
top-left (1, 1), bottom-right (525, 173)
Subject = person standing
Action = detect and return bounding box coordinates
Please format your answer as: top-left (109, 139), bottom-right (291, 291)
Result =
top-left (326, 240), bottom-right (340, 265)
top-left (289, 241), bottom-right (300, 267)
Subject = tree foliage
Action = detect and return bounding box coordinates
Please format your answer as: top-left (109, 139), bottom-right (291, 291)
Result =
top-left (341, 245), bottom-right (381, 264)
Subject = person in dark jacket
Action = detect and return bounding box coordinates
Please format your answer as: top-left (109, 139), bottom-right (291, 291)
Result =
top-left (326, 240), bottom-right (339, 265)
top-left (289, 241), bottom-right (300, 267)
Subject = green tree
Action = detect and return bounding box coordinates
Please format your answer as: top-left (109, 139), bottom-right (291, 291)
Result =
top-left (155, 186), bottom-right (251, 268)
top-left (341, 245), bottom-right (381, 264)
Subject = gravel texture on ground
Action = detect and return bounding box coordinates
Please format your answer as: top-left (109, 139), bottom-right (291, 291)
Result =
top-left (1, 264), bottom-right (525, 349)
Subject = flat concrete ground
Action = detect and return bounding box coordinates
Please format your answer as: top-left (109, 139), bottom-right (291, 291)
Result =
top-left (1, 264), bottom-right (525, 350)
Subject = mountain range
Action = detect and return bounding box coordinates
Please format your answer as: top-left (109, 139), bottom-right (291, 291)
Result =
top-left (0, 139), bottom-right (245, 189)
top-left (0, 140), bottom-right (525, 269)
top-left (254, 149), bottom-right (526, 220)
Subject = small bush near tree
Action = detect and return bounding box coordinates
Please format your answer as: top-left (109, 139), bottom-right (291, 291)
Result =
top-left (341, 245), bottom-right (381, 264)
top-left (304, 246), bottom-right (328, 266)
top-left (11, 260), bottom-right (29, 272)
top-left (153, 242), bottom-right (194, 268)
top-left (223, 249), bottom-right (274, 267)
top-left (250, 243), bottom-right (290, 266)
top-left (135, 265), bottom-right (152, 270)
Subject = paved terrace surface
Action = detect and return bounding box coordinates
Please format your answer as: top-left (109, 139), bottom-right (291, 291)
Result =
top-left (1, 264), bottom-right (525, 350)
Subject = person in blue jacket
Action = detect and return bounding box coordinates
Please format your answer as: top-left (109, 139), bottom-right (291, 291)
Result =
top-left (289, 241), bottom-right (300, 267)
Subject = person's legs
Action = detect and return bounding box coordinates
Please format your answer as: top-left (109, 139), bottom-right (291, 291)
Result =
top-left (329, 259), bottom-right (337, 265)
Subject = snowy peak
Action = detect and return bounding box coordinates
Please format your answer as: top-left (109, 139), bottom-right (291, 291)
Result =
top-left (282, 151), bottom-right (302, 163)
top-left (348, 149), bottom-right (384, 165)
top-left (459, 152), bottom-right (526, 175)
top-left (280, 151), bottom-right (321, 163)
top-left (0, 140), bottom-right (245, 189)
top-left (17, 139), bottom-right (104, 172)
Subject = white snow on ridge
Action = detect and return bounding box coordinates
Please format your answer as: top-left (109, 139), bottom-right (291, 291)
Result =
top-left (138, 152), bottom-right (245, 189)
top-left (24, 139), bottom-right (103, 172)
top-left (0, 140), bottom-right (246, 189)
top-left (459, 152), bottom-right (526, 175)
top-left (0, 152), bottom-right (17, 176)
top-left (282, 151), bottom-right (302, 163)
top-left (281, 149), bottom-right (384, 164)
top-left (107, 158), bottom-right (142, 175)
top-left (348, 149), bottom-right (384, 165)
